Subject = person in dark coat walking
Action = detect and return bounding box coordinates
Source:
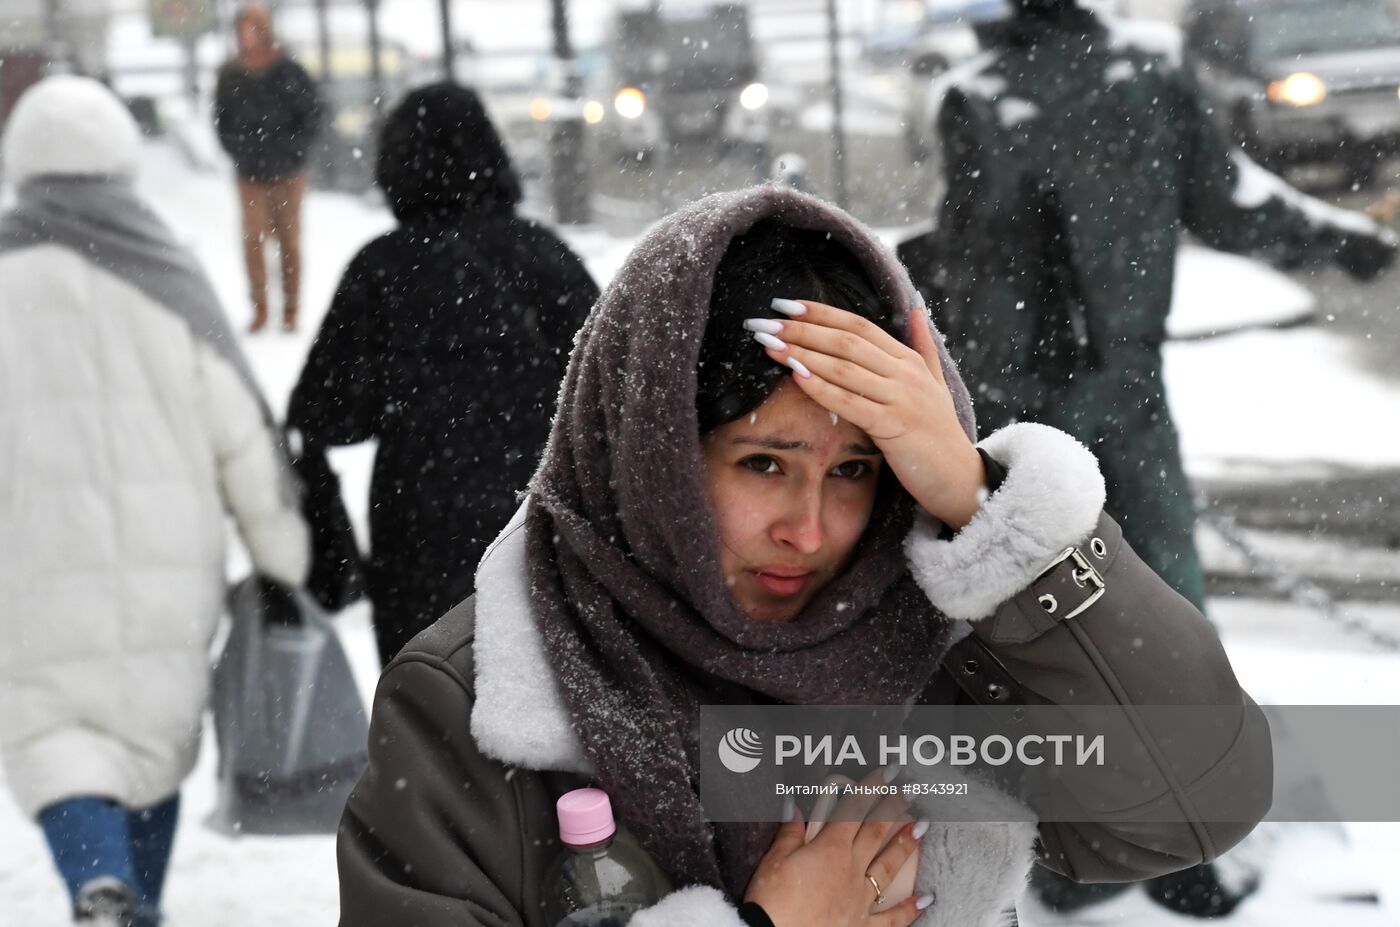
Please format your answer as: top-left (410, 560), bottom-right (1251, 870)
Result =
top-left (214, 3), bottom-right (322, 332)
top-left (899, 0), bottom-right (1395, 917)
top-left (288, 82), bottom-right (599, 665)
top-left (900, 0), bottom-right (1396, 615)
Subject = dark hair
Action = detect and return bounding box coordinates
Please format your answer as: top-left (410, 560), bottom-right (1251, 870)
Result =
top-left (696, 221), bottom-right (894, 432)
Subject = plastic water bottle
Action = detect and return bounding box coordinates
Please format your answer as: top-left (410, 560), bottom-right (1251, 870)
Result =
top-left (542, 788), bottom-right (671, 927)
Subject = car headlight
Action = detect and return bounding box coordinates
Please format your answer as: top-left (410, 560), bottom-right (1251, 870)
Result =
top-left (529, 97), bottom-right (553, 121)
top-left (614, 87), bottom-right (646, 119)
top-left (583, 100), bottom-right (605, 124)
top-left (739, 82), bottom-right (769, 111)
top-left (1268, 72), bottom-right (1326, 107)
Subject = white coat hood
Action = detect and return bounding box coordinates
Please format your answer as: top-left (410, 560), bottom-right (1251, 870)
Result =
top-left (2, 75), bottom-right (143, 185)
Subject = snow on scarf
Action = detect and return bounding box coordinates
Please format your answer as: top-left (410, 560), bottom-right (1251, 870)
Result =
top-left (525, 184), bottom-right (979, 897)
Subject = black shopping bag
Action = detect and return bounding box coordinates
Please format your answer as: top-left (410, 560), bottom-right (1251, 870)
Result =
top-left (210, 577), bottom-right (369, 835)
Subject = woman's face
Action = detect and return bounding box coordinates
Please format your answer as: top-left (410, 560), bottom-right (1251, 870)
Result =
top-left (702, 380), bottom-right (884, 623)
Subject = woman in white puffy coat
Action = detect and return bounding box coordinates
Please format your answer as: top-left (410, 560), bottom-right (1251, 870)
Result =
top-left (0, 76), bottom-right (309, 926)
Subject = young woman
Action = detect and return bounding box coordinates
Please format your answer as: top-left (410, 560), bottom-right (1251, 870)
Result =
top-left (336, 187), bottom-right (1270, 927)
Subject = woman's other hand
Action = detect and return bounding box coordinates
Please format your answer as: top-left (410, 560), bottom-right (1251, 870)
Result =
top-left (748, 299), bottom-right (985, 530)
top-left (743, 769), bottom-right (932, 927)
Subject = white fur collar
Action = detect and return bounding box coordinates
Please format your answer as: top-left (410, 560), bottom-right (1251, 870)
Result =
top-left (469, 501), bottom-right (592, 774)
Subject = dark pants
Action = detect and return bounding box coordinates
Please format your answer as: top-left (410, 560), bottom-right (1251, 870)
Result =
top-left (38, 793), bottom-right (180, 924)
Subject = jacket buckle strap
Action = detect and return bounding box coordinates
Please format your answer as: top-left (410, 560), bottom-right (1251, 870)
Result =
top-left (1035, 547), bottom-right (1106, 621)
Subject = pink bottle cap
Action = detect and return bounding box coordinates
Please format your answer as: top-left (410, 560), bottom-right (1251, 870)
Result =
top-left (557, 788), bottom-right (617, 846)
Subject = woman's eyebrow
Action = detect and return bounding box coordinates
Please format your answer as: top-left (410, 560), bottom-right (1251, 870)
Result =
top-left (733, 437), bottom-right (809, 451)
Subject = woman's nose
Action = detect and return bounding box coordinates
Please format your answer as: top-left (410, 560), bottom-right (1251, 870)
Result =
top-left (772, 494), bottom-right (824, 554)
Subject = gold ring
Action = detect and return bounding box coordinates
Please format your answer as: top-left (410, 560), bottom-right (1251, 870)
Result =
top-left (866, 872), bottom-right (884, 903)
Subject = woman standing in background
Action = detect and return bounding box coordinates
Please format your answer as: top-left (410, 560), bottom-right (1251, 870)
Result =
top-left (214, 3), bottom-right (322, 333)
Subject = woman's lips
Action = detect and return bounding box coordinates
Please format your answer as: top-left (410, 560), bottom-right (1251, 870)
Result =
top-left (752, 569), bottom-right (813, 597)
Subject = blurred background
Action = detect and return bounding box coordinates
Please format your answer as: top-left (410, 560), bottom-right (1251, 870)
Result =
top-left (4, 0), bottom-right (1197, 214)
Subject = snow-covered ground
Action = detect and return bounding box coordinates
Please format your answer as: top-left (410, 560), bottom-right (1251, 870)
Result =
top-left (3, 141), bottom-right (1398, 925)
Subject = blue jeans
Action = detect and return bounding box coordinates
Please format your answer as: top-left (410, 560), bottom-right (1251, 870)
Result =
top-left (38, 794), bottom-right (180, 924)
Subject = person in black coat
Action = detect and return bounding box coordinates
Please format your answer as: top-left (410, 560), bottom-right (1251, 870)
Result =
top-left (214, 3), bottom-right (322, 332)
top-left (901, 2), bottom-right (1396, 916)
top-left (288, 83), bottom-right (599, 665)
top-left (900, 0), bottom-right (1396, 613)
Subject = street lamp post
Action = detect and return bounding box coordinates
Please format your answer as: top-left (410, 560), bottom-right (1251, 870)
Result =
top-left (314, 0), bottom-right (332, 84)
top-left (366, 0), bottom-right (386, 115)
top-left (312, 0), bottom-right (337, 186)
top-left (825, 0), bottom-right (849, 209)
top-left (438, 0), bottom-right (456, 80)
top-left (549, 0), bottom-right (591, 224)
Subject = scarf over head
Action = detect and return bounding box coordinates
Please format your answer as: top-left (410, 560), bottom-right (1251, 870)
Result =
top-left (525, 185), bottom-right (979, 897)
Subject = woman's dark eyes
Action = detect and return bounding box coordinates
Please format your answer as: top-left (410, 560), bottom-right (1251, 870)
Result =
top-left (739, 456), bottom-right (872, 479)
top-left (740, 455), bottom-right (782, 475)
top-left (830, 460), bottom-right (874, 479)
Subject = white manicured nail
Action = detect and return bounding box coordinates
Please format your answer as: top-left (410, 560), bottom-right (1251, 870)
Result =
top-left (743, 318), bottom-right (784, 334)
top-left (883, 763), bottom-right (900, 784)
top-left (771, 298), bottom-right (807, 316)
top-left (752, 331), bottom-right (787, 351)
top-left (786, 356), bottom-right (811, 378)
top-left (782, 796), bottom-right (795, 822)
top-left (916, 893), bottom-right (936, 911)
top-left (912, 819), bottom-right (930, 840)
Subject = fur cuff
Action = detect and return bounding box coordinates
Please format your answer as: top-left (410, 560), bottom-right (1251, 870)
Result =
top-left (905, 423), bottom-right (1105, 621)
top-left (630, 886), bottom-right (747, 927)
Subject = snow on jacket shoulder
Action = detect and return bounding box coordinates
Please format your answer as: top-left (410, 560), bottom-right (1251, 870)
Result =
top-left (0, 242), bottom-right (308, 817)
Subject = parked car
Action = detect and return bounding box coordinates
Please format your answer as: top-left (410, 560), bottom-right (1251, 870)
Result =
top-left (588, 2), bottom-right (774, 159)
top-left (1185, 0), bottom-right (1400, 186)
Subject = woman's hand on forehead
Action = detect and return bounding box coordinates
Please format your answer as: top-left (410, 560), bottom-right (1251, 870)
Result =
top-left (745, 298), bottom-right (987, 531)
